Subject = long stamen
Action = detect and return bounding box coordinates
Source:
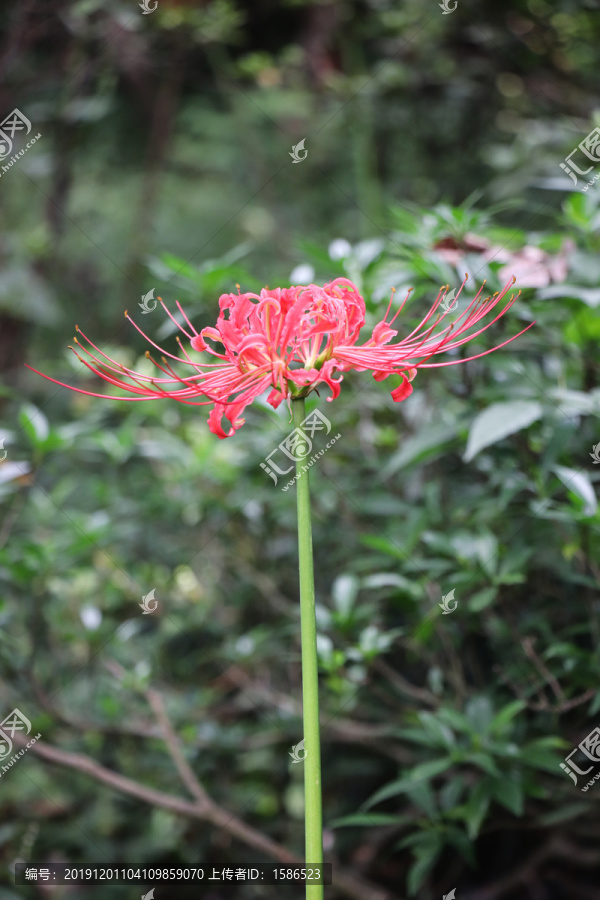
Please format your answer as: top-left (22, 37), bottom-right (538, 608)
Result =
top-left (175, 300), bottom-right (199, 337)
top-left (124, 312), bottom-right (197, 365)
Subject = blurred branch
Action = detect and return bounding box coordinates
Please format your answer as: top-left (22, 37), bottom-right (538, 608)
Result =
top-left (106, 658), bottom-right (210, 808)
top-left (373, 658), bottom-right (439, 708)
top-left (0, 491), bottom-right (26, 550)
top-left (474, 836), bottom-right (600, 900)
top-left (233, 557), bottom-right (296, 615)
top-left (494, 664), bottom-right (595, 714)
top-left (434, 624), bottom-right (468, 701)
top-left (521, 636), bottom-right (565, 705)
top-left (220, 663), bottom-right (408, 761)
top-left (13, 731), bottom-right (395, 900)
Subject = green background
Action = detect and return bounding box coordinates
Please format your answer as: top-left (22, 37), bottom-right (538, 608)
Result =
top-left (1, 0), bottom-right (600, 897)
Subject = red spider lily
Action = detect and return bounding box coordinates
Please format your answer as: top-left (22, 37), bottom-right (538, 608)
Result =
top-left (28, 275), bottom-right (533, 439)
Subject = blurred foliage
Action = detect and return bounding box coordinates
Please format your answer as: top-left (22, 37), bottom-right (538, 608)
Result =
top-left (1, 0), bottom-right (600, 898)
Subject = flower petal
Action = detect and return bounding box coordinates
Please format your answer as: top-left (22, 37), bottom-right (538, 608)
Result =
top-left (390, 375), bottom-right (414, 402)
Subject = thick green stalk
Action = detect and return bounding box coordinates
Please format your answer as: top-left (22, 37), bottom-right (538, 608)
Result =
top-left (292, 397), bottom-right (324, 900)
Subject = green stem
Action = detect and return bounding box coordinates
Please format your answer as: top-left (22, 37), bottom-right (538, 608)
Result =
top-left (292, 397), bottom-right (324, 900)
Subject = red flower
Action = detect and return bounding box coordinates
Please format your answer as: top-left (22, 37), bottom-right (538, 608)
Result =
top-left (28, 276), bottom-right (532, 438)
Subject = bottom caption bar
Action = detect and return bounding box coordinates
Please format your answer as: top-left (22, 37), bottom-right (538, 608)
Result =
top-left (16, 863), bottom-right (332, 885)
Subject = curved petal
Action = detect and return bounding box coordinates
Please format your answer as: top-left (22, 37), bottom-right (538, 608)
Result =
top-left (390, 374), bottom-right (414, 402)
top-left (267, 388), bottom-right (284, 409)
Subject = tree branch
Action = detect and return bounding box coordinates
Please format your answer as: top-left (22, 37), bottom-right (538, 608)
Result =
top-left (105, 659), bottom-right (210, 809)
top-left (14, 732), bottom-right (395, 900)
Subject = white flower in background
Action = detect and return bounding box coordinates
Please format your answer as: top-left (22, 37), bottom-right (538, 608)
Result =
top-left (289, 264), bottom-right (315, 285)
top-left (80, 605), bottom-right (102, 630)
top-left (329, 238), bottom-right (352, 260)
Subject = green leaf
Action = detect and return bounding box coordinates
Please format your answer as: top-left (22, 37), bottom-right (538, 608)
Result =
top-left (440, 776), bottom-right (465, 812)
top-left (465, 696), bottom-right (494, 734)
top-left (360, 534), bottom-right (406, 560)
top-left (519, 739), bottom-right (563, 772)
top-left (524, 736), bottom-right (566, 749)
top-left (383, 421), bottom-right (461, 474)
top-left (468, 586), bottom-right (498, 612)
top-left (550, 388), bottom-right (600, 417)
top-left (411, 612), bottom-right (439, 643)
top-left (405, 780), bottom-right (439, 818)
top-left (563, 191), bottom-right (594, 228)
top-left (417, 711), bottom-right (456, 748)
top-left (406, 835), bottom-right (443, 895)
top-left (521, 751), bottom-right (562, 773)
top-left (362, 572), bottom-right (421, 598)
top-left (364, 758), bottom-right (453, 809)
top-left (446, 824), bottom-right (477, 866)
top-left (538, 284), bottom-right (600, 307)
top-left (449, 530), bottom-right (498, 575)
top-left (463, 752), bottom-right (500, 777)
top-left (538, 803), bottom-right (588, 826)
top-left (19, 403), bottom-right (50, 445)
top-left (157, 252), bottom-right (204, 285)
top-left (329, 813), bottom-right (410, 828)
top-left (492, 777), bottom-right (524, 816)
top-left (464, 780), bottom-right (491, 839)
top-left (436, 708), bottom-right (473, 735)
top-left (490, 701), bottom-right (525, 735)
top-left (463, 401), bottom-right (543, 462)
top-left (393, 726), bottom-right (454, 748)
top-left (553, 465), bottom-right (598, 517)
top-left (331, 573), bottom-right (360, 620)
